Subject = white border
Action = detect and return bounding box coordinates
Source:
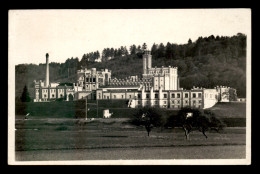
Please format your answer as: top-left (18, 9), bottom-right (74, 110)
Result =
top-left (8, 9), bottom-right (251, 165)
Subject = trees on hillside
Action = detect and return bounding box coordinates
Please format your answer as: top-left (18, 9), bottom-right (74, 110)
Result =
top-left (101, 46), bottom-right (130, 62)
top-left (81, 51), bottom-right (100, 63)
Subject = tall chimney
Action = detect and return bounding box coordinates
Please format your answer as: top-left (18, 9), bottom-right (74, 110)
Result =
top-left (45, 53), bottom-right (49, 87)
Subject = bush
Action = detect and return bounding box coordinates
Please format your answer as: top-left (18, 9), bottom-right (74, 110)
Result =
top-left (131, 107), bottom-right (165, 136)
top-left (131, 107), bottom-right (164, 127)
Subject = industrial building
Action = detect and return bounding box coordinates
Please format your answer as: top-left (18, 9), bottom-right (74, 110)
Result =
top-left (33, 51), bottom-right (236, 109)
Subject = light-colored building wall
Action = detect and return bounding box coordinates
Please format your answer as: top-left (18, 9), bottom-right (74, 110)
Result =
top-left (203, 89), bottom-right (218, 109)
top-left (76, 91), bottom-right (92, 100)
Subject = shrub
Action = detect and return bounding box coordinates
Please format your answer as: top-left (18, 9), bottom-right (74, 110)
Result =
top-left (131, 107), bottom-right (165, 136)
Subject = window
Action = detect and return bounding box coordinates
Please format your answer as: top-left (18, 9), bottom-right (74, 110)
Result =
top-left (164, 101), bottom-right (167, 104)
top-left (90, 78), bottom-right (92, 82)
top-left (185, 100), bottom-right (188, 104)
top-left (193, 100), bottom-right (196, 105)
top-left (138, 101), bottom-right (141, 104)
top-left (146, 94), bottom-right (149, 99)
top-left (193, 93), bottom-right (196, 98)
top-left (52, 94), bottom-right (55, 98)
top-left (86, 78), bottom-right (89, 82)
top-left (164, 94), bottom-right (167, 98)
top-left (177, 100), bottom-right (180, 104)
top-left (114, 95), bottom-right (116, 99)
top-left (93, 78), bottom-right (96, 82)
top-left (177, 93), bottom-right (180, 98)
top-left (107, 96), bottom-right (109, 99)
top-left (155, 101), bottom-right (158, 104)
top-left (129, 95), bottom-right (131, 98)
top-left (138, 94), bottom-right (141, 99)
top-left (98, 94), bottom-right (101, 99)
top-left (122, 95), bottom-right (124, 99)
top-left (155, 94), bottom-right (158, 98)
top-left (86, 85), bottom-right (88, 88)
top-left (171, 94), bottom-right (175, 98)
top-left (185, 93), bottom-right (188, 98)
top-left (93, 85), bottom-right (95, 88)
top-left (104, 95), bottom-right (106, 98)
top-left (198, 93), bottom-right (202, 98)
top-left (44, 94), bottom-right (47, 98)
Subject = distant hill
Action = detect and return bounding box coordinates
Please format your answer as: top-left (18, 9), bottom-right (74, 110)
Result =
top-left (15, 33), bottom-right (246, 100)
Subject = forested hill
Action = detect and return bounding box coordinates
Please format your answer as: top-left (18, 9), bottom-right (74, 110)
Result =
top-left (15, 33), bottom-right (246, 100)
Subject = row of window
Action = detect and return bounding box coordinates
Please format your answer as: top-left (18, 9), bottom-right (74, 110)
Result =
top-left (141, 93), bottom-right (202, 99)
top-left (43, 94), bottom-right (64, 98)
top-left (99, 93), bottom-right (203, 99)
top-left (39, 89), bottom-right (65, 93)
top-left (150, 70), bottom-right (169, 74)
top-left (86, 78), bottom-right (96, 83)
top-left (101, 94), bottom-right (133, 99)
top-left (137, 100), bottom-right (202, 105)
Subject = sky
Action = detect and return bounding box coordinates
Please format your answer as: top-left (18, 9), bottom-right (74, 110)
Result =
top-left (9, 9), bottom-right (251, 65)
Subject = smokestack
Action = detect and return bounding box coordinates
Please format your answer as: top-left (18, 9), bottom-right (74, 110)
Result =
top-left (45, 53), bottom-right (49, 87)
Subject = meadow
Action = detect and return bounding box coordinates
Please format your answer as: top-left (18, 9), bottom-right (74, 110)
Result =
top-left (14, 101), bottom-right (247, 160)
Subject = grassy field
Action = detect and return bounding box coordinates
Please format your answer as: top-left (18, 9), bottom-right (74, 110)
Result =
top-left (14, 101), bottom-right (247, 160)
top-left (15, 118), bottom-right (245, 150)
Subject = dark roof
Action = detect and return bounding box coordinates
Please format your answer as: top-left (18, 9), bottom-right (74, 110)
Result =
top-left (100, 85), bottom-right (140, 88)
top-left (58, 83), bottom-right (73, 86)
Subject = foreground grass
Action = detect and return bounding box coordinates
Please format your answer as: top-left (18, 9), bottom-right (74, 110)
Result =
top-left (16, 145), bottom-right (246, 160)
top-left (15, 118), bottom-right (246, 151)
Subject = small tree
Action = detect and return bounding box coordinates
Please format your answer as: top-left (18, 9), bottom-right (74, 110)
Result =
top-left (131, 107), bottom-right (163, 137)
top-left (173, 107), bottom-right (224, 140)
top-left (20, 85), bottom-right (31, 102)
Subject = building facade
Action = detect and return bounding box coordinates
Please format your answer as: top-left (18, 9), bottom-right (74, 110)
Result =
top-left (33, 52), bottom-right (236, 109)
